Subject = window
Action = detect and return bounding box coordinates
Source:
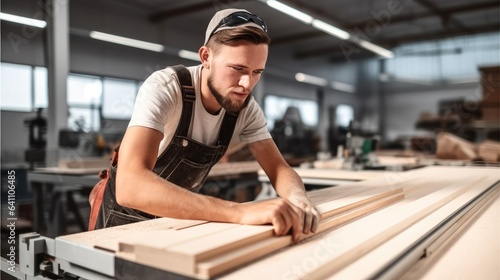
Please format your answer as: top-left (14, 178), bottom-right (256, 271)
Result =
top-left (1, 62), bottom-right (139, 130)
top-left (1, 62), bottom-right (48, 111)
top-left (34, 66), bottom-right (48, 108)
top-left (264, 95), bottom-right (318, 130)
top-left (335, 104), bottom-right (354, 128)
top-left (102, 78), bottom-right (137, 119)
top-left (1, 63), bottom-right (32, 111)
top-left (67, 74), bottom-right (102, 131)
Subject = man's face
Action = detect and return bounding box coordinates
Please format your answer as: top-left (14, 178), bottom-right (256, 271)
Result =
top-left (206, 42), bottom-right (268, 115)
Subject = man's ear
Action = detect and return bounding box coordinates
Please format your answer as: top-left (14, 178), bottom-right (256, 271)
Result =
top-left (199, 46), bottom-right (210, 68)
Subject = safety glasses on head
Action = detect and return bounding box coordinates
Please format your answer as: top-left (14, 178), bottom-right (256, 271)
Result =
top-left (208, 11), bottom-right (268, 40)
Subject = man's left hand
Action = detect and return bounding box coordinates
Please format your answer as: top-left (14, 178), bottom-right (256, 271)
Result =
top-left (287, 194), bottom-right (321, 239)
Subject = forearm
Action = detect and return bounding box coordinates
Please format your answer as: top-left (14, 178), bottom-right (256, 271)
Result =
top-left (272, 166), bottom-right (309, 201)
top-left (116, 169), bottom-right (240, 223)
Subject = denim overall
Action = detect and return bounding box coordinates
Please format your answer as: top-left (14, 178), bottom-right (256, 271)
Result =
top-left (94, 65), bottom-right (238, 229)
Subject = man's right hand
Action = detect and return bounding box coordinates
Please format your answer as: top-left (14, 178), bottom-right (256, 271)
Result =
top-left (236, 198), bottom-right (305, 242)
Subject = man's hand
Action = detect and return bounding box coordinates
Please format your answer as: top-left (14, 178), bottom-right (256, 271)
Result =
top-left (236, 197), bottom-right (320, 242)
top-left (236, 198), bottom-right (305, 241)
top-left (287, 193), bottom-right (321, 239)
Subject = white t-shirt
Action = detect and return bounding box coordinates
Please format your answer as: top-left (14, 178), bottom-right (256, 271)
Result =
top-left (128, 65), bottom-right (271, 157)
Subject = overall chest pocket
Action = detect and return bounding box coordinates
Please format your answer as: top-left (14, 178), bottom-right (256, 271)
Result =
top-left (166, 158), bottom-right (211, 192)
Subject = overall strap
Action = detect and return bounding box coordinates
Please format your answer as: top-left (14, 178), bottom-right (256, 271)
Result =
top-left (171, 65), bottom-right (195, 137)
top-left (216, 112), bottom-right (238, 147)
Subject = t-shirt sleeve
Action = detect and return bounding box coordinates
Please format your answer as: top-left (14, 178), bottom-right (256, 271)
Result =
top-left (128, 69), bottom-right (180, 134)
top-left (238, 99), bottom-right (272, 144)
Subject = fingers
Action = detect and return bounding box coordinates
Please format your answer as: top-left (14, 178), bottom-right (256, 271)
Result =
top-left (310, 207), bottom-right (321, 233)
top-left (270, 199), bottom-right (300, 236)
top-left (302, 206), bottom-right (313, 235)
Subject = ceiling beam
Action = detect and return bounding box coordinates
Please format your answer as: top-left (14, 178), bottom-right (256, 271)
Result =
top-left (414, 0), bottom-right (465, 30)
top-left (382, 23), bottom-right (500, 46)
top-left (294, 23), bottom-right (499, 60)
top-left (273, 1), bottom-right (499, 45)
top-left (346, 1), bottom-right (499, 29)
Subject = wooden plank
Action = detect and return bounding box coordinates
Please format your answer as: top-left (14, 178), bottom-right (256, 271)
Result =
top-left (198, 235), bottom-right (292, 278)
top-left (59, 217), bottom-right (208, 252)
top-left (317, 188), bottom-right (403, 220)
top-left (332, 178), bottom-right (499, 279)
top-left (294, 168), bottom-right (384, 181)
top-left (306, 175), bottom-right (489, 280)
top-left (120, 185), bottom-right (403, 277)
top-left (119, 222), bottom-right (242, 277)
top-left (195, 192), bottom-right (404, 278)
top-left (400, 188), bottom-right (500, 280)
top-left (217, 171), bottom-right (494, 280)
top-left (157, 225), bottom-right (274, 274)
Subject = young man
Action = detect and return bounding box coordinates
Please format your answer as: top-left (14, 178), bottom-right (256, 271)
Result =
top-left (92, 8), bottom-right (320, 242)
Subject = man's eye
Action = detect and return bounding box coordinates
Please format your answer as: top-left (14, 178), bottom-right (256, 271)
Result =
top-left (232, 67), bottom-right (243, 71)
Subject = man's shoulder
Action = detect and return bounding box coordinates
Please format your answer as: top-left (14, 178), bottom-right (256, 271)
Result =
top-left (145, 65), bottom-right (201, 85)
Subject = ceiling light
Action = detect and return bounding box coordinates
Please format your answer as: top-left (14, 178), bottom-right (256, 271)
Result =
top-left (178, 50), bottom-right (200, 61)
top-left (358, 39), bottom-right (394, 58)
top-left (331, 81), bottom-right (355, 93)
top-left (0, 12), bottom-right (46, 28)
top-left (311, 19), bottom-right (350, 40)
top-left (295, 72), bottom-right (328, 86)
top-left (89, 31), bottom-right (164, 52)
top-left (266, 0), bottom-right (313, 24)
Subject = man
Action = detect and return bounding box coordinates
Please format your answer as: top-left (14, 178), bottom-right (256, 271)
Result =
top-left (92, 8), bottom-right (320, 242)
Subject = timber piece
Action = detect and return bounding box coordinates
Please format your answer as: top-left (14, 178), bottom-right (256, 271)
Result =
top-left (332, 178), bottom-right (499, 280)
top-left (317, 188), bottom-right (403, 220)
top-left (307, 184), bottom-right (370, 205)
top-left (121, 222), bottom-right (239, 252)
top-left (150, 225), bottom-right (274, 275)
top-left (217, 172), bottom-right (491, 280)
top-left (125, 185), bottom-right (402, 277)
top-left (315, 192), bottom-right (404, 235)
top-left (307, 175), bottom-right (489, 280)
top-left (58, 217), bottom-right (208, 252)
top-left (198, 235), bottom-right (292, 278)
top-left (399, 188), bottom-right (500, 280)
top-left (294, 168), bottom-right (384, 181)
top-left (119, 222), bottom-right (241, 278)
top-left (195, 191), bottom-right (404, 278)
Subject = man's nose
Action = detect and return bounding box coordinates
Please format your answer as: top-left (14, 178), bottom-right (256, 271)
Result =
top-left (238, 75), bottom-right (251, 90)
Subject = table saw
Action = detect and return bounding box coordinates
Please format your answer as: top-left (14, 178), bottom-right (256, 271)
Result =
top-left (2, 166), bottom-right (499, 280)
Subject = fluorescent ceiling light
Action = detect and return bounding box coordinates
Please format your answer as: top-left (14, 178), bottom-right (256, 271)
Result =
top-left (295, 72), bottom-right (328, 86)
top-left (331, 81), bottom-right (355, 93)
top-left (266, 0), bottom-right (313, 24)
top-left (89, 31), bottom-right (164, 52)
top-left (311, 19), bottom-right (350, 40)
top-left (0, 12), bottom-right (46, 28)
top-left (358, 39), bottom-right (394, 58)
top-left (178, 50), bottom-right (200, 61)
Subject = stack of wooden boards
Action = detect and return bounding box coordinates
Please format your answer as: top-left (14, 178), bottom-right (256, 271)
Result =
top-left (59, 166), bottom-right (499, 279)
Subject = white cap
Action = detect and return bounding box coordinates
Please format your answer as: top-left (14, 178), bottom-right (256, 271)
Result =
top-left (204, 8), bottom-right (266, 45)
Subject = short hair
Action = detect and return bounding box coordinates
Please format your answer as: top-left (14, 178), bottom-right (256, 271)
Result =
top-left (206, 26), bottom-right (271, 52)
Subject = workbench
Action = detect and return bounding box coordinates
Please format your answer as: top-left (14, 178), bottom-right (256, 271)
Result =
top-left (257, 167), bottom-right (386, 200)
top-left (6, 165), bottom-right (498, 280)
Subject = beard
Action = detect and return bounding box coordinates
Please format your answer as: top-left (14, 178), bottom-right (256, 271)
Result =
top-left (207, 76), bottom-right (251, 115)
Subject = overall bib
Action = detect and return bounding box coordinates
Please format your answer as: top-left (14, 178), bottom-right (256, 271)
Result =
top-left (90, 65), bottom-right (238, 230)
